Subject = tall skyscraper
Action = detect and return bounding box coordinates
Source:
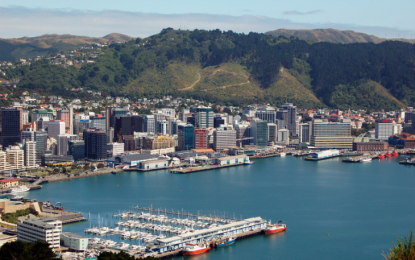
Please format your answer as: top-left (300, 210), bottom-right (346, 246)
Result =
top-left (267, 123), bottom-right (278, 143)
top-left (144, 115), bottom-right (155, 134)
top-left (157, 120), bottom-right (168, 135)
top-left (299, 122), bottom-right (312, 144)
top-left (34, 131), bottom-right (47, 165)
top-left (195, 107), bottom-right (214, 128)
top-left (22, 128), bottom-right (35, 141)
top-left (178, 124), bottom-right (194, 151)
top-left (48, 120), bottom-right (65, 140)
top-left (194, 128), bottom-right (209, 149)
top-left (57, 134), bottom-right (78, 156)
top-left (250, 119), bottom-right (268, 147)
top-left (1, 107), bottom-right (22, 148)
top-left (57, 110), bottom-right (71, 134)
top-left (83, 128), bottom-right (107, 160)
top-left (280, 103), bottom-right (297, 136)
top-left (132, 115), bottom-right (144, 132)
top-left (24, 141), bottom-right (37, 168)
top-left (22, 110), bottom-right (29, 125)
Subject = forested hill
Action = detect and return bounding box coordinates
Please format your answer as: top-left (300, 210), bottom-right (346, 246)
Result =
top-left (4, 28), bottom-right (415, 110)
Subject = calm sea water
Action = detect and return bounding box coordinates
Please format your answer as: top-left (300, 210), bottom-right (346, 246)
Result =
top-left (25, 155), bottom-right (415, 259)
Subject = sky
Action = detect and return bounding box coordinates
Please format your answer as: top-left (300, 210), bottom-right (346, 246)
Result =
top-left (1, 0), bottom-right (414, 38)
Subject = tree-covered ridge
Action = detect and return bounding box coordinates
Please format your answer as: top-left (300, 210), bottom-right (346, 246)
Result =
top-left (4, 28), bottom-right (415, 110)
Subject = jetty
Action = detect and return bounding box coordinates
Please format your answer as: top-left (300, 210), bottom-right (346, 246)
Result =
top-left (170, 162), bottom-right (246, 174)
top-left (39, 202), bottom-right (87, 224)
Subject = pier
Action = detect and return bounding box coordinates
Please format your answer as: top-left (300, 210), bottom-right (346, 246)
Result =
top-left (169, 162), bottom-right (246, 174)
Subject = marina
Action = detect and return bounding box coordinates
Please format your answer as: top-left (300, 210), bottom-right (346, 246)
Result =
top-left (82, 205), bottom-right (284, 258)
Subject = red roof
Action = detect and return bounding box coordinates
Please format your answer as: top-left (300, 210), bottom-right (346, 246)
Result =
top-left (0, 178), bottom-right (18, 183)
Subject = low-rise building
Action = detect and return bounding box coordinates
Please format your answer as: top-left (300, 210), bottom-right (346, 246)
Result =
top-left (353, 141), bottom-right (389, 151)
top-left (17, 217), bottom-right (62, 248)
top-left (60, 232), bottom-right (89, 251)
top-left (211, 155), bottom-right (249, 166)
top-left (0, 178), bottom-right (19, 189)
top-left (139, 159), bottom-right (169, 170)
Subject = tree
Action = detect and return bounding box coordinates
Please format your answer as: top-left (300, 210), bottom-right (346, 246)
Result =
top-left (383, 230), bottom-right (415, 260)
top-left (97, 251), bottom-right (135, 260)
top-left (0, 240), bottom-right (56, 260)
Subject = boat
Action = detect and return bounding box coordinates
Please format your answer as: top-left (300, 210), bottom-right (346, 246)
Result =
top-left (111, 171), bottom-right (117, 174)
top-left (392, 151), bottom-right (399, 156)
top-left (279, 152), bottom-right (286, 157)
top-left (244, 161), bottom-right (255, 165)
top-left (182, 243), bottom-right (210, 256)
top-left (264, 220), bottom-right (287, 234)
top-left (342, 157), bottom-right (357, 163)
top-left (216, 237), bottom-right (236, 247)
top-left (359, 157), bottom-right (372, 163)
top-left (10, 185), bottom-right (30, 193)
top-left (378, 153), bottom-right (385, 159)
top-left (385, 152), bottom-right (392, 157)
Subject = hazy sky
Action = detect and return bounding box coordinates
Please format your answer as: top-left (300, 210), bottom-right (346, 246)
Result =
top-left (1, 0), bottom-right (414, 38)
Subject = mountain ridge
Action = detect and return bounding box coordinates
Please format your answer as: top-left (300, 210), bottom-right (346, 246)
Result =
top-left (265, 28), bottom-right (415, 44)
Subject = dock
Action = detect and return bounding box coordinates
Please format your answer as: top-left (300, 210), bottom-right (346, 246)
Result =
top-left (305, 155), bottom-right (341, 161)
top-left (39, 202), bottom-right (87, 224)
top-left (169, 162), bottom-right (246, 174)
top-left (248, 153), bottom-right (281, 159)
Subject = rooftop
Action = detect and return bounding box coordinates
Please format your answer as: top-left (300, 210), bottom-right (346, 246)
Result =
top-left (61, 232), bottom-right (89, 240)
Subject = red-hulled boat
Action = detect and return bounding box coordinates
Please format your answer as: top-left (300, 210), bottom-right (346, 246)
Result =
top-left (392, 151), bottom-right (399, 156)
top-left (182, 243), bottom-right (210, 256)
top-left (378, 153), bottom-right (385, 159)
top-left (264, 221), bottom-right (287, 234)
top-left (385, 152), bottom-right (392, 157)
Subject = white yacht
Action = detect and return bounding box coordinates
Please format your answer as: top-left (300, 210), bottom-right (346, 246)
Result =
top-left (10, 185), bottom-right (30, 193)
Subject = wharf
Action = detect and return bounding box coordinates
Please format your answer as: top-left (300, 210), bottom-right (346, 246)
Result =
top-left (170, 162), bottom-right (245, 174)
top-left (305, 155), bottom-right (342, 161)
top-left (132, 206), bottom-right (237, 221)
top-left (40, 203), bottom-right (87, 224)
top-left (248, 153), bottom-right (281, 159)
top-left (341, 152), bottom-right (363, 157)
top-left (293, 152), bottom-right (311, 157)
top-left (153, 228), bottom-right (266, 259)
top-left (342, 157), bottom-right (361, 163)
top-left (40, 168), bottom-right (123, 183)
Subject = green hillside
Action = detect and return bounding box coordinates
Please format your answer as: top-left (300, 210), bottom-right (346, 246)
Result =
top-left (4, 28), bottom-right (415, 109)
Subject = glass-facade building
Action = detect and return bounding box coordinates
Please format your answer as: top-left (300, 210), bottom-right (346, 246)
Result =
top-left (178, 124), bottom-right (194, 151)
top-left (69, 140), bottom-right (85, 162)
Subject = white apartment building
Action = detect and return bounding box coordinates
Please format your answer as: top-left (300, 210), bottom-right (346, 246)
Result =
top-left (213, 130), bottom-right (236, 151)
top-left (48, 120), bottom-right (65, 140)
top-left (25, 141), bottom-right (37, 168)
top-left (17, 217), bottom-right (62, 248)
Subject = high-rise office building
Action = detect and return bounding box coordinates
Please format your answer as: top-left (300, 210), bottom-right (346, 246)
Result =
top-left (34, 131), bottom-right (47, 165)
top-left (69, 140), bottom-right (85, 162)
top-left (22, 128), bottom-right (35, 141)
top-left (375, 120), bottom-right (400, 140)
top-left (1, 107), bottom-right (22, 148)
top-left (195, 107), bottom-right (214, 128)
top-left (73, 114), bottom-right (89, 135)
top-left (114, 116), bottom-right (133, 141)
top-left (144, 115), bottom-right (155, 134)
top-left (250, 119), bottom-right (268, 147)
top-left (83, 128), bottom-right (107, 160)
top-left (22, 110), bottom-right (29, 125)
top-left (256, 106), bottom-right (276, 123)
top-left (267, 123), bottom-right (278, 143)
top-left (24, 141), bottom-right (37, 168)
top-left (194, 128), bottom-right (209, 149)
top-left (48, 120), bottom-right (65, 140)
top-left (214, 117), bottom-right (225, 128)
top-left (299, 122), bottom-right (312, 144)
top-left (213, 130), bottom-right (236, 151)
top-left (57, 110), bottom-right (71, 133)
top-left (157, 120), bottom-right (168, 135)
top-left (107, 127), bottom-right (114, 144)
top-left (57, 134), bottom-right (78, 156)
top-left (242, 105), bottom-right (257, 118)
top-left (280, 103), bottom-right (297, 136)
top-left (235, 124), bottom-right (250, 146)
top-left (132, 115), bottom-right (144, 132)
top-left (90, 115), bottom-right (107, 131)
top-left (311, 119), bottom-right (352, 149)
top-left (112, 108), bottom-right (127, 128)
top-left (36, 117), bottom-right (50, 131)
top-left (276, 111), bottom-right (288, 129)
top-left (178, 124), bottom-right (194, 151)
top-left (277, 129), bottom-right (290, 145)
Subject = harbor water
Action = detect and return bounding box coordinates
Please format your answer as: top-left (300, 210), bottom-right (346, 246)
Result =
top-left (25, 155), bottom-right (415, 259)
